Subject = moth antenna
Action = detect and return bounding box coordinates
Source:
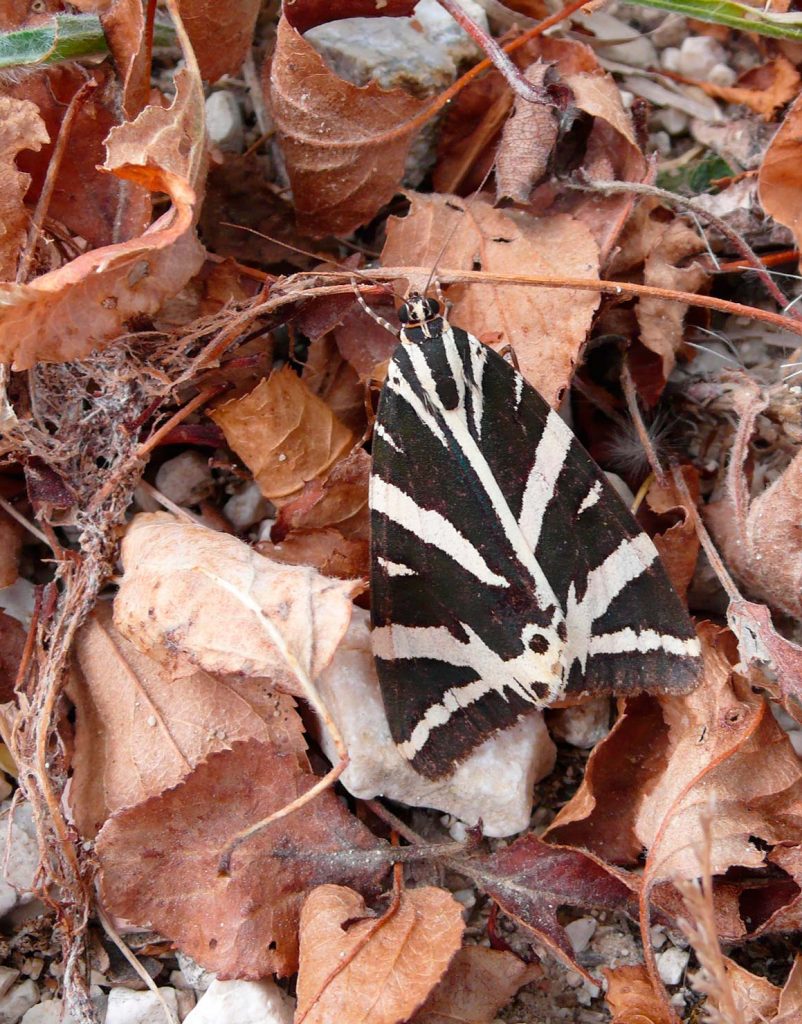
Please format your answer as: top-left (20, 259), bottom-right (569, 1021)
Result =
top-left (352, 275), bottom-right (400, 337)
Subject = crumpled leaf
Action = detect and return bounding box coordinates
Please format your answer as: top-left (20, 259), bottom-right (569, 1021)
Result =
top-left (113, 513), bottom-right (360, 691)
top-left (0, 610), bottom-right (25, 705)
top-left (268, 15), bottom-right (426, 236)
top-left (263, 527), bottom-right (369, 580)
top-left (68, 602), bottom-right (305, 837)
top-left (759, 92), bottom-right (802, 258)
top-left (381, 192), bottom-right (600, 405)
top-left (0, 512), bottom-right (22, 589)
top-left (296, 885), bottom-right (464, 1024)
top-left (414, 946), bottom-right (541, 1024)
top-left (0, 16), bottom-right (206, 369)
top-left (644, 466), bottom-right (700, 601)
top-left (603, 965), bottom-right (672, 1024)
top-left (97, 739), bottom-right (386, 978)
top-left (177, 0), bottom-right (260, 81)
top-left (495, 63), bottom-right (558, 203)
top-left (456, 835), bottom-right (638, 982)
top-left (211, 365), bottom-right (356, 505)
top-left (0, 95), bottom-right (48, 280)
top-left (707, 442), bottom-right (802, 621)
top-left (271, 447), bottom-right (369, 543)
top-left (281, 0), bottom-right (417, 34)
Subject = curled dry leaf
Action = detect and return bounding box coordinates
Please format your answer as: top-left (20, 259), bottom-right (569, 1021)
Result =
top-left (0, 512), bottom-right (23, 589)
top-left (382, 192), bottom-right (600, 405)
top-left (456, 834), bottom-right (638, 982)
top-left (0, 28), bottom-right (206, 369)
top-left (177, 0), bottom-right (260, 82)
top-left (211, 365), bottom-right (357, 505)
top-left (68, 602), bottom-right (305, 837)
top-left (269, 15), bottom-right (427, 237)
top-left (97, 739), bottom-right (386, 978)
top-left (271, 447), bottom-right (370, 543)
top-left (296, 885), bottom-right (464, 1024)
top-left (113, 513), bottom-right (360, 692)
top-left (603, 965), bottom-right (672, 1024)
top-left (414, 946), bottom-right (541, 1024)
top-left (0, 95), bottom-right (49, 280)
top-left (495, 63), bottom-right (558, 203)
top-left (759, 92), bottom-right (802, 258)
top-left (0, 610), bottom-right (26, 705)
top-left (644, 466), bottom-right (700, 601)
top-left (707, 445), bottom-right (802, 621)
top-left (694, 56), bottom-right (801, 122)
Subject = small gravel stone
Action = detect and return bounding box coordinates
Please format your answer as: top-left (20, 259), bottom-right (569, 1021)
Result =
top-left (205, 91), bottom-right (244, 153)
top-left (708, 62), bottom-right (737, 87)
top-left (0, 981), bottom-right (39, 1024)
top-left (657, 946), bottom-right (690, 986)
top-left (176, 955), bottom-right (215, 994)
top-left (0, 974), bottom-right (18, 1001)
top-left (650, 131), bottom-right (672, 156)
top-left (183, 979), bottom-right (294, 1024)
top-left (105, 987), bottom-right (179, 1024)
top-left (0, 802), bottom-right (38, 917)
top-left (565, 917), bottom-right (597, 954)
top-left (676, 36), bottom-right (728, 79)
top-left (650, 924), bottom-right (668, 949)
top-left (154, 452), bottom-right (213, 506)
top-left (651, 107), bottom-right (690, 136)
top-left (223, 481), bottom-right (271, 531)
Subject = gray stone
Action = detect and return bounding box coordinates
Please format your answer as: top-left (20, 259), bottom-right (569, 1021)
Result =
top-left (548, 698), bottom-right (610, 749)
top-left (565, 917), bottom-right (597, 954)
top-left (175, 956), bottom-right (214, 995)
top-left (316, 609), bottom-right (556, 837)
top-left (205, 91), bottom-right (244, 154)
top-left (0, 801), bottom-right (38, 918)
top-left (657, 946), bottom-right (690, 986)
top-left (183, 979), bottom-right (294, 1024)
top-left (676, 36), bottom-right (728, 80)
top-left (223, 482), bottom-right (271, 532)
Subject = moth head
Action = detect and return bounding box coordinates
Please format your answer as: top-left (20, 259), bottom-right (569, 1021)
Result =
top-left (399, 293), bottom-right (441, 325)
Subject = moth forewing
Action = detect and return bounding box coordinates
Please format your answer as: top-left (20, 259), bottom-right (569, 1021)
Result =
top-left (370, 295), bottom-right (702, 779)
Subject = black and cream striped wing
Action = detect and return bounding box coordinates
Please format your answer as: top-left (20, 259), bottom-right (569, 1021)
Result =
top-left (370, 321), bottom-right (701, 779)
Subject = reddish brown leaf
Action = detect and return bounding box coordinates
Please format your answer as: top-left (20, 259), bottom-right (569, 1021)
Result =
top-left (177, 0), bottom-right (260, 81)
top-left (0, 512), bottom-right (22, 590)
top-left (759, 92), bottom-right (802, 258)
top-left (272, 448), bottom-right (370, 543)
top-left (0, 610), bottom-right (25, 706)
top-left (0, 95), bottom-right (48, 280)
top-left (262, 527), bottom-right (370, 579)
top-left (495, 64), bottom-right (558, 203)
top-left (268, 16), bottom-right (427, 236)
top-left (282, 0), bottom-right (416, 34)
top-left (545, 696), bottom-right (670, 866)
top-left (113, 513), bottom-right (360, 692)
top-left (692, 56), bottom-right (800, 121)
top-left (97, 739), bottom-right (386, 978)
top-left (414, 946), bottom-right (541, 1024)
top-left (604, 965), bottom-right (672, 1024)
top-left (296, 885), bottom-right (464, 1024)
top-left (381, 192), bottom-right (600, 405)
top-left (68, 602), bottom-right (305, 837)
top-left (457, 835), bottom-right (638, 982)
top-left (0, 53), bottom-right (206, 368)
top-left (211, 365), bottom-right (357, 504)
top-left (644, 467), bottom-right (700, 601)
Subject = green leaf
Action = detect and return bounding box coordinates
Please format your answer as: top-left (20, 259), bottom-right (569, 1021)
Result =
top-left (625, 0), bottom-right (802, 41)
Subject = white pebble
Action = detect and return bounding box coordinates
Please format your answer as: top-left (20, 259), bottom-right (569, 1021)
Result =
top-left (651, 107), bottom-right (689, 136)
top-left (708, 62), bottom-right (737, 87)
top-left (676, 36), bottom-right (727, 79)
top-left (565, 916), bottom-right (597, 954)
top-left (223, 482), bottom-right (271, 532)
top-left (650, 924), bottom-right (667, 949)
top-left (105, 988), bottom-right (179, 1024)
top-left (650, 131), bottom-right (671, 157)
top-left (183, 978), bottom-right (294, 1024)
top-left (0, 801), bottom-right (38, 918)
top-left (205, 91), bottom-right (244, 153)
top-left (154, 452), bottom-right (213, 507)
top-left (657, 946), bottom-right (690, 986)
top-left (0, 972), bottom-right (19, 1001)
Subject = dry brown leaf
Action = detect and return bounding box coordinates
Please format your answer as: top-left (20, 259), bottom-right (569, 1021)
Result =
top-left (414, 946), bottom-right (541, 1024)
top-left (271, 447), bottom-right (370, 543)
top-left (381, 192), bottom-right (600, 405)
top-left (0, 610), bottom-right (25, 706)
top-left (177, 0), bottom-right (260, 81)
top-left (68, 602), bottom-right (305, 837)
top-left (113, 512), bottom-right (360, 692)
top-left (637, 625), bottom-right (802, 884)
top-left (544, 696), bottom-right (669, 865)
top-left (296, 885), bottom-right (464, 1024)
top-left (707, 445), bottom-right (802, 621)
top-left (7, 65), bottom-right (151, 249)
top-left (495, 64), bottom-right (558, 203)
top-left (759, 92), bottom-right (802, 257)
top-left (269, 15), bottom-right (427, 237)
top-left (263, 527), bottom-right (370, 579)
top-left (644, 467), bottom-right (700, 601)
top-left (302, 333), bottom-right (367, 434)
top-left (212, 365), bottom-right (356, 504)
top-left (603, 965), bottom-right (672, 1024)
top-left (0, 511), bottom-right (22, 589)
top-left (0, 95), bottom-right (48, 280)
top-left (692, 56), bottom-right (801, 121)
top-left (281, 0), bottom-right (417, 34)
top-left (97, 739), bottom-right (386, 978)
top-left (0, 23), bottom-right (205, 369)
